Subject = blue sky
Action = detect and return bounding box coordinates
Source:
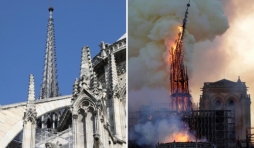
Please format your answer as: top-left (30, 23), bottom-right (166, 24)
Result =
top-left (0, 1), bottom-right (126, 105)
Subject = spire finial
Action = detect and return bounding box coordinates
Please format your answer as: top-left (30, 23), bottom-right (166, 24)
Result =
top-left (48, 6), bottom-right (54, 18)
top-left (180, 0), bottom-right (190, 41)
top-left (48, 0), bottom-right (54, 18)
top-left (28, 74), bottom-right (35, 101)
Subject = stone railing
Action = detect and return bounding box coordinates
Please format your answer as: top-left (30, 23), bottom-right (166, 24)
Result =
top-left (92, 38), bottom-right (126, 67)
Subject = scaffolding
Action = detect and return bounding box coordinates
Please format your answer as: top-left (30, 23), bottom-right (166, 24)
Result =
top-left (185, 110), bottom-right (235, 148)
top-left (129, 108), bottom-right (235, 148)
top-left (246, 127), bottom-right (254, 148)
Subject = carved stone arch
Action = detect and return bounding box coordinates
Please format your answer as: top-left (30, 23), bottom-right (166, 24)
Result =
top-left (78, 107), bottom-right (86, 116)
top-left (75, 98), bottom-right (96, 147)
top-left (211, 94), bottom-right (226, 104)
top-left (225, 94), bottom-right (239, 103)
top-left (227, 99), bottom-right (235, 108)
top-left (72, 96), bottom-right (96, 113)
top-left (226, 97), bottom-right (236, 120)
top-left (214, 100), bottom-right (222, 110)
top-left (212, 96), bottom-right (224, 110)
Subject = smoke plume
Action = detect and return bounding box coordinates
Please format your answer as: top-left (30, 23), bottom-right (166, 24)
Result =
top-left (190, 0), bottom-right (254, 126)
top-left (129, 0), bottom-right (229, 90)
top-left (128, 0), bottom-right (230, 146)
top-left (130, 116), bottom-right (196, 146)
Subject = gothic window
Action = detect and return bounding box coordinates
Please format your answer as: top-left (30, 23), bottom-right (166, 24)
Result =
top-left (228, 99), bottom-right (235, 118)
top-left (228, 100), bottom-right (234, 107)
top-left (214, 100), bottom-right (221, 110)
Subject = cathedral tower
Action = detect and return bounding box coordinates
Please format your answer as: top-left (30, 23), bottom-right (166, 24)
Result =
top-left (200, 77), bottom-right (251, 141)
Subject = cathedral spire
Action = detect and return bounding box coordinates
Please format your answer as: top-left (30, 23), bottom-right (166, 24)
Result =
top-left (169, 1), bottom-right (192, 113)
top-left (40, 7), bottom-right (59, 99)
top-left (181, 0), bottom-right (190, 41)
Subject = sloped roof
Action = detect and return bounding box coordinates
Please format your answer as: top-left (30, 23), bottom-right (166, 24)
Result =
top-left (214, 79), bottom-right (236, 84)
top-left (204, 78), bottom-right (246, 88)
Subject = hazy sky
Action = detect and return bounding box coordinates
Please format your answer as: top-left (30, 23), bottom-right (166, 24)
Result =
top-left (190, 0), bottom-right (254, 111)
top-left (189, 0), bottom-right (254, 125)
top-left (128, 0), bottom-right (254, 126)
top-left (0, 1), bottom-right (125, 105)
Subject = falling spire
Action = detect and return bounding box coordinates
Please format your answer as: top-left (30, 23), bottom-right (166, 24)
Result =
top-left (181, 0), bottom-right (190, 41)
top-left (40, 7), bottom-right (59, 99)
top-left (169, 1), bottom-right (192, 113)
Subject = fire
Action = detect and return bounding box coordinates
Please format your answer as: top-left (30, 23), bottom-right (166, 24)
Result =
top-left (178, 26), bottom-right (183, 33)
top-left (164, 131), bottom-right (194, 143)
top-left (168, 25), bottom-right (192, 113)
top-left (172, 132), bottom-right (192, 142)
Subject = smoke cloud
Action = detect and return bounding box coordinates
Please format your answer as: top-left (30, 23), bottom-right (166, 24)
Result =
top-left (128, 0), bottom-right (230, 110)
top-left (190, 0), bottom-right (254, 126)
top-left (128, 0), bottom-right (229, 91)
top-left (130, 116), bottom-right (196, 146)
top-left (128, 0), bottom-right (230, 146)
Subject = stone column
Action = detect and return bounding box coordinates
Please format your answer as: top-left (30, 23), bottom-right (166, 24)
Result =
top-left (86, 110), bottom-right (94, 148)
top-left (53, 113), bottom-right (56, 129)
top-left (77, 109), bottom-right (86, 148)
top-left (112, 94), bottom-right (123, 139)
top-left (72, 114), bottom-right (78, 148)
top-left (94, 110), bottom-right (100, 148)
top-left (41, 115), bottom-right (45, 128)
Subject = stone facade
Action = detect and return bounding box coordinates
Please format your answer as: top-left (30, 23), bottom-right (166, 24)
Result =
top-left (71, 39), bottom-right (126, 148)
top-left (1, 6), bottom-right (126, 148)
top-left (199, 78), bottom-right (251, 140)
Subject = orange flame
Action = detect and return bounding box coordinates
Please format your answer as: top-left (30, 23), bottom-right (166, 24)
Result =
top-left (178, 27), bottom-right (183, 32)
top-left (172, 132), bottom-right (192, 142)
top-left (164, 130), bottom-right (194, 143)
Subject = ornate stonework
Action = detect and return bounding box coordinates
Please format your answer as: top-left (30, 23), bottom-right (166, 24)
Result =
top-left (23, 108), bottom-right (37, 125)
top-left (3, 6), bottom-right (125, 148)
top-left (71, 36), bottom-right (126, 147)
top-left (200, 78), bottom-right (251, 141)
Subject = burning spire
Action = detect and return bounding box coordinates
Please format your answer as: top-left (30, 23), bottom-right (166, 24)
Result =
top-left (169, 1), bottom-right (192, 113)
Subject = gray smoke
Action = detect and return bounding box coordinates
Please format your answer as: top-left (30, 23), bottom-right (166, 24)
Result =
top-left (130, 115), bottom-right (197, 146)
top-left (128, 0), bottom-right (229, 146)
top-left (129, 0), bottom-right (229, 89)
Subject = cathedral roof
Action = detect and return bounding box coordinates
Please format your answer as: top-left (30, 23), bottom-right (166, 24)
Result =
top-left (214, 79), bottom-right (236, 84)
top-left (204, 78), bottom-right (246, 88)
